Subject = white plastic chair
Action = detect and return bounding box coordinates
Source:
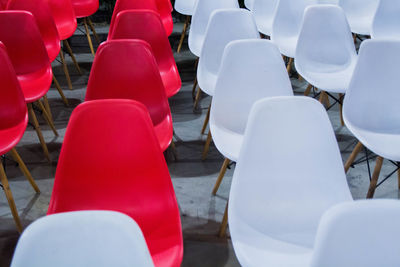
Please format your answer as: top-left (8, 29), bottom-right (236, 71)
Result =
top-left (311, 199), bottom-right (400, 267)
top-left (188, 0), bottom-right (239, 57)
top-left (174, 0), bottom-right (197, 15)
top-left (343, 39), bottom-right (400, 198)
top-left (338, 0), bottom-right (379, 36)
top-left (207, 39), bottom-right (293, 196)
top-left (229, 96), bottom-right (353, 266)
top-left (10, 211), bottom-right (154, 267)
top-left (371, 0), bottom-right (400, 40)
top-left (252, 0), bottom-right (279, 37)
top-left (271, 0), bottom-right (318, 58)
top-left (245, 0), bottom-right (254, 10)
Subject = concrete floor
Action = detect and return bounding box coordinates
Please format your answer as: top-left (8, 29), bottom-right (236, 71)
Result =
top-left (0, 22), bottom-right (399, 267)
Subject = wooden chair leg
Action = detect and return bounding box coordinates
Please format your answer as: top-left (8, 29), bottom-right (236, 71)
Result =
top-left (37, 100), bottom-right (58, 137)
top-left (201, 103), bottom-right (211, 134)
top-left (42, 94), bottom-right (53, 122)
top-left (192, 77), bottom-right (198, 100)
top-left (53, 74), bottom-right (68, 106)
top-left (319, 90), bottom-right (327, 107)
top-left (63, 40), bottom-right (82, 75)
top-left (9, 148), bottom-right (40, 193)
top-left (87, 17), bottom-right (100, 44)
top-left (212, 158), bottom-right (230, 195)
top-left (218, 201), bottom-right (228, 238)
top-left (298, 74), bottom-right (303, 82)
top-left (286, 57), bottom-right (293, 74)
top-left (193, 87), bottom-right (202, 110)
top-left (339, 93), bottom-right (344, 126)
top-left (177, 16), bottom-right (190, 53)
top-left (0, 161), bottom-right (22, 233)
top-left (366, 156), bottom-right (384, 198)
top-left (27, 103), bottom-right (50, 162)
top-left (83, 18), bottom-right (95, 56)
top-left (304, 84), bottom-right (312, 96)
top-left (344, 141), bottom-right (363, 173)
top-left (202, 129), bottom-right (212, 161)
top-left (324, 92), bottom-right (331, 107)
top-left (59, 49), bottom-right (72, 89)
top-left (170, 140), bottom-right (178, 161)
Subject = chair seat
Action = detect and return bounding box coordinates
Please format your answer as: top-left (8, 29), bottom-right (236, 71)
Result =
top-left (197, 69), bottom-right (217, 96)
top-left (174, 0), bottom-right (195, 15)
top-left (160, 13), bottom-right (173, 36)
top-left (0, 115), bottom-right (28, 156)
top-left (274, 35), bottom-right (298, 58)
top-left (256, 17), bottom-right (273, 36)
top-left (148, 234), bottom-right (183, 267)
top-left (189, 33), bottom-right (204, 57)
top-left (161, 69), bottom-right (181, 98)
top-left (210, 123), bottom-right (242, 162)
top-left (57, 19), bottom-right (78, 40)
top-left (17, 66), bottom-right (52, 103)
top-left (72, 0), bottom-right (99, 18)
top-left (45, 40), bottom-right (61, 63)
top-left (154, 114), bottom-right (173, 151)
top-left (348, 16), bottom-right (373, 36)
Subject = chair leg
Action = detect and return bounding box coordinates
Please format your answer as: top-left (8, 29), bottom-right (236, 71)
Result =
top-left (170, 140), bottom-right (178, 161)
top-left (83, 18), bottom-right (95, 56)
top-left (318, 90), bottom-right (327, 107)
top-left (177, 16), bottom-right (190, 53)
top-left (366, 156), bottom-right (384, 198)
top-left (324, 92), bottom-right (331, 107)
top-left (0, 161), bottom-right (22, 233)
top-left (344, 141), bottom-right (363, 173)
top-left (192, 77), bottom-right (198, 100)
top-left (201, 103), bottom-right (211, 134)
top-left (339, 93), bottom-right (344, 126)
top-left (286, 57), bottom-right (293, 74)
top-left (193, 87), bottom-right (202, 110)
top-left (53, 74), bottom-right (68, 106)
top-left (63, 40), bottom-right (82, 75)
top-left (202, 129), bottom-right (212, 161)
top-left (219, 201), bottom-right (228, 238)
top-left (212, 158), bottom-right (230, 195)
top-left (59, 49), bottom-right (72, 89)
top-left (9, 148), bottom-right (40, 193)
top-left (37, 100), bottom-right (58, 137)
top-left (87, 17), bottom-right (100, 44)
top-left (304, 84), bottom-right (312, 96)
top-left (42, 94), bottom-right (53, 122)
top-left (298, 74), bottom-right (303, 82)
top-left (27, 103), bottom-right (50, 162)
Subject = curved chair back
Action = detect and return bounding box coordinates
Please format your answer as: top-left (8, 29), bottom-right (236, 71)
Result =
top-left (311, 200), bottom-right (400, 267)
top-left (11, 211), bottom-right (155, 267)
top-left (71, 0), bottom-right (99, 18)
top-left (154, 0), bottom-right (173, 35)
top-left (371, 0), bottom-right (400, 40)
top-left (338, 0), bottom-right (379, 35)
top-left (252, 0), bottom-right (279, 36)
top-left (47, 0), bottom-right (77, 40)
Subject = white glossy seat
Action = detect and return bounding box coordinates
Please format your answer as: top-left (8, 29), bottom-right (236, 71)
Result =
top-left (271, 0), bottom-right (318, 58)
top-left (338, 0), bottom-right (379, 36)
top-left (252, 0), bottom-right (279, 36)
top-left (295, 5), bottom-right (357, 94)
top-left (371, 0), bottom-right (400, 40)
top-left (174, 0), bottom-right (196, 15)
top-left (10, 211), bottom-right (154, 267)
top-left (229, 96), bottom-right (352, 267)
top-left (311, 199), bottom-right (400, 267)
top-left (188, 0), bottom-right (239, 57)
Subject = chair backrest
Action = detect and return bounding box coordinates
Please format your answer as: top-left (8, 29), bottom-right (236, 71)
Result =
top-left (154, 0), bottom-right (173, 35)
top-left (338, 0), bottom-right (379, 35)
top-left (0, 42), bottom-right (27, 131)
top-left (252, 0), bottom-right (279, 36)
top-left (85, 40), bottom-right (171, 131)
top-left (311, 200), bottom-right (400, 267)
top-left (371, 0), bottom-right (400, 40)
top-left (0, 11), bottom-right (50, 75)
top-left (198, 9), bottom-right (259, 89)
top-left (109, 0), bottom-right (158, 37)
top-left (47, 99), bottom-right (182, 262)
top-left (211, 39), bottom-right (293, 135)
top-left (0, 0), bottom-right (7, 9)
top-left (188, 0), bottom-right (239, 56)
top-left (11, 211), bottom-right (155, 267)
top-left (295, 5), bottom-right (356, 73)
top-left (47, 0), bottom-right (77, 40)
top-left (229, 96), bottom-right (352, 248)
top-left (344, 39), bottom-right (400, 132)
top-left (6, 0), bottom-right (60, 62)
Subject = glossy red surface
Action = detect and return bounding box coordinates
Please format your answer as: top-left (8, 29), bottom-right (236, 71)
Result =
top-left (0, 11), bottom-right (52, 103)
top-left (0, 42), bottom-right (28, 156)
top-left (155, 0), bottom-right (173, 35)
top-left (109, 0), bottom-right (172, 37)
top-left (6, 0), bottom-right (61, 62)
top-left (47, 99), bottom-right (183, 267)
top-left (110, 10), bottom-right (181, 98)
top-left (0, 0), bottom-right (7, 10)
top-left (47, 0), bottom-right (77, 40)
top-left (71, 0), bottom-right (99, 18)
top-left (85, 40), bottom-right (173, 151)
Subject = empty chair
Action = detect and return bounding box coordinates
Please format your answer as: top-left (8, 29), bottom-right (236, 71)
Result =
top-left (343, 39), bottom-right (400, 198)
top-left (188, 0), bottom-right (239, 57)
top-left (338, 0), bottom-right (379, 36)
top-left (229, 96), bottom-right (353, 266)
top-left (311, 200), bottom-right (400, 267)
top-left (109, 10), bottom-right (181, 98)
top-left (295, 4), bottom-right (357, 123)
top-left (85, 40), bottom-right (173, 152)
top-left (371, 0), bottom-right (400, 40)
top-left (205, 39), bottom-right (293, 196)
top-left (47, 99), bottom-right (183, 267)
top-left (0, 42), bottom-right (40, 233)
top-left (252, 0), bottom-right (279, 37)
top-left (0, 11), bottom-right (59, 161)
top-left (11, 211), bottom-right (154, 267)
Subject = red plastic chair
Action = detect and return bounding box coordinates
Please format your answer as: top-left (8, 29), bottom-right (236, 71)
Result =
top-left (85, 40), bottom-right (173, 151)
top-left (0, 11), bottom-right (58, 161)
top-left (0, 42), bottom-right (40, 233)
top-left (109, 0), bottom-right (173, 37)
top-left (110, 10), bottom-right (181, 98)
top-left (155, 0), bottom-right (173, 36)
top-left (6, 0), bottom-right (68, 106)
top-left (47, 99), bottom-right (183, 267)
